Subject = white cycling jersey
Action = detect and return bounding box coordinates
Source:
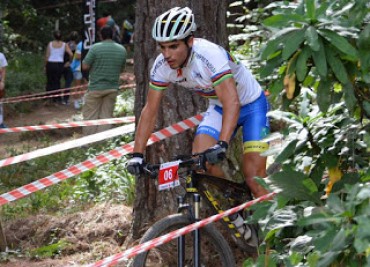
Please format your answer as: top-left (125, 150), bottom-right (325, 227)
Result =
top-left (149, 38), bottom-right (262, 107)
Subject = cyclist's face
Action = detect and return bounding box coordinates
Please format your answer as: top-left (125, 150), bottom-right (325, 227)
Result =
top-left (158, 38), bottom-right (193, 69)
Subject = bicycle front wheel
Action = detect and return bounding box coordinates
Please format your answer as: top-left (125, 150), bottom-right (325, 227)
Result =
top-left (132, 213), bottom-right (236, 267)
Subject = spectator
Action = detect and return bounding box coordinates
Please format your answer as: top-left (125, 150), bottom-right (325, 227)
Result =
top-left (81, 26), bottom-right (127, 135)
top-left (70, 33), bottom-right (87, 110)
top-left (121, 19), bottom-right (134, 56)
top-left (97, 15), bottom-right (121, 43)
top-left (62, 31), bottom-right (79, 105)
top-left (44, 30), bottom-right (73, 104)
top-left (0, 52), bottom-right (7, 128)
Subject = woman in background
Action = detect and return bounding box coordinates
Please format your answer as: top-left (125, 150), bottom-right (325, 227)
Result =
top-left (45, 30), bottom-right (73, 104)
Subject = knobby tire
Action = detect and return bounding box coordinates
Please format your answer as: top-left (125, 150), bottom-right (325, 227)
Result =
top-left (132, 213), bottom-right (236, 267)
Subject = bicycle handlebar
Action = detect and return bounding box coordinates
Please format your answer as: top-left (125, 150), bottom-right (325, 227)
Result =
top-left (142, 153), bottom-right (207, 178)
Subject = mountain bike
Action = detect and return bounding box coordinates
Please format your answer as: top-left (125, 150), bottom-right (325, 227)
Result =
top-left (131, 152), bottom-right (260, 267)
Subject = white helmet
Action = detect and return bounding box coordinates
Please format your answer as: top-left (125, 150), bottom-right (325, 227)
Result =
top-left (152, 7), bottom-right (197, 42)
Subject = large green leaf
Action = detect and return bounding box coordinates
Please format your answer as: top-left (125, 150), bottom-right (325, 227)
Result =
top-left (269, 77), bottom-right (284, 95)
top-left (363, 101), bottom-right (370, 117)
top-left (310, 157), bottom-right (325, 186)
top-left (265, 206), bottom-right (297, 230)
top-left (326, 47), bottom-right (349, 84)
top-left (317, 252), bottom-right (341, 267)
top-left (282, 29), bottom-right (306, 60)
top-left (319, 29), bottom-right (358, 61)
top-left (330, 228), bottom-right (349, 251)
top-left (260, 54), bottom-right (283, 78)
top-left (354, 215), bottom-right (370, 253)
top-left (269, 170), bottom-right (322, 204)
top-left (357, 24), bottom-right (370, 50)
top-left (261, 28), bottom-right (299, 60)
top-left (317, 79), bottom-right (332, 112)
top-left (263, 14), bottom-right (308, 28)
top-left (315, 2), bottom-right (329, 19)
top-left (305, 0), bottom-right (316, 20)
top-left (275, 139), bottom-right (299, 163)
top-left (311, 37), bottom-right (327, 77)
top-left (296, 46), bottom-right (311, 82)
top-left (305, 26), bottom-right (320, 51)
top-left (343, 83), bottom-right (357, 113)
top-left (298, 213), bottom-right (341, 228)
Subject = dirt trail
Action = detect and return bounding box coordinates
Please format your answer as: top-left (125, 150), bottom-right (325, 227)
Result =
top-left (0, 67), bottom-right (135, 159)
top-left (0, 103), bottom-right (82, 158)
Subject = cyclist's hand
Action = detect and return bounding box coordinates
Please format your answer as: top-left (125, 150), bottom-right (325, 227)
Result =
top-left (127, 153), bottom-right (144, 175)
top-left (204, 141), bottom-right (228, 164)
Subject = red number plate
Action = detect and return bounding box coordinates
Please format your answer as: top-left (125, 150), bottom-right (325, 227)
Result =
top-left (158, 161), bottom-right (180, 191)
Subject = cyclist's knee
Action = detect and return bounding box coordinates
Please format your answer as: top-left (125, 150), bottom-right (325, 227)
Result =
top-left (192, 133), bottom-right (217, 153)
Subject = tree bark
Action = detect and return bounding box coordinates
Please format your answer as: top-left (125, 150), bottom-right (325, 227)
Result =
top-left (0, 218), bottom-right (7, 252)
top-left (132, 0), bottom-right (229, 239)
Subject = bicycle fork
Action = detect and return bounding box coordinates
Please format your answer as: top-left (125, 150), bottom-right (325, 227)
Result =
top-left (177, 194), bottom-right (201, 267)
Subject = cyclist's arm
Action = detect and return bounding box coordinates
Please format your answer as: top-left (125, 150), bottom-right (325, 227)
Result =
top-left (133, 88), bottom-right (164, 153)
top-left (214, 77), bottom-right (240, 143)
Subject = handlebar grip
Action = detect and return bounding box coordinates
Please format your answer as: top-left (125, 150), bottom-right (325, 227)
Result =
top-left (142, 164), bottom-right (159, 179)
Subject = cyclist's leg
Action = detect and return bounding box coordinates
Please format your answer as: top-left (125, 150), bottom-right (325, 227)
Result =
top-left (243, 152), bottom-right (268, 197)
top-left (193, 105), bottom-right (224, 177)
top-left (240, 92), bottom-right (271, 198)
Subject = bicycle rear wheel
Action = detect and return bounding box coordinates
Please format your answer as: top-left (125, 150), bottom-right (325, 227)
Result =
top-left (132, 213), bottom-right (236, 267)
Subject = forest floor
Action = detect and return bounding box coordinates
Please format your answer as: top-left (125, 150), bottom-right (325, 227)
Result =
top-left (0, 66), bottom-right (140, 266)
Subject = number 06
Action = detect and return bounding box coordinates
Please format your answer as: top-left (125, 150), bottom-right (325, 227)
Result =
top-left (164, 169), bottom-right (173, 181)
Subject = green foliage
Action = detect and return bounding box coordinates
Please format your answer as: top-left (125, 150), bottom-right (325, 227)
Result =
top-left (259, 0), bottom-right (370, 117)
top-left (229, 2), bottom-right (370, 265)
top-left (1, 1), bottom-right (136, 53)
top-left (114, 89), bottom-right (135, 117)
top-left (245, 90), bottom-right (370, 266)
top-left (246, 182), bottom-right (370, 267)
top-left (3, 52), bottom-right (46, 114)
top-left (30, 239), bottom-right (68, 259)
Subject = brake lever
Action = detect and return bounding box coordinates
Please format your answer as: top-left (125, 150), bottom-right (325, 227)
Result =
top-left (143, 165), bottom-right (159, 179)
top-left (197, 154), bottom-right (208, 172)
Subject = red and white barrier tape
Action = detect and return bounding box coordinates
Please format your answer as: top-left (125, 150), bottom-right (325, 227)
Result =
top-left (0, 124), bottom-right (135, 168)
top-left (0, 114), bottom-right (203, 206)
top-left (1, 85), bottom-right (86, 102)
top-left (1, 91), bottom-right (86, 104)
top-left (0, 116), bottom-right (135, 134)
top-left (0, 83), bottom-right (136, 104)
top-left (86, 192), bottom-right (277, 267)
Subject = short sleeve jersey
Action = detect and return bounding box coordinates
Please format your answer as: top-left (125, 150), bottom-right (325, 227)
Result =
top-left (83, 40), bottom-right (127, 91)
top-left (149, 38), bottom-right (262, 106)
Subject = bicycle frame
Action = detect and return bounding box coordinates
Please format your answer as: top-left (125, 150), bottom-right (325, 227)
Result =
top-left (142, 154), bottom-right (254, 266)
top-left (183, 171), bottom-right (253, 243)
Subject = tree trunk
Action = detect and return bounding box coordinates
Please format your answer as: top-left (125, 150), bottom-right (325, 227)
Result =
top-left (0, 218), bottom-right (7, 251)
top-left (132, 0), bottom-right (229, 239)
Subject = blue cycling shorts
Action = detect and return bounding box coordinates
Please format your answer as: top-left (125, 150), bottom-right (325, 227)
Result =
top-left (196, 92), bottom-right (270, 153)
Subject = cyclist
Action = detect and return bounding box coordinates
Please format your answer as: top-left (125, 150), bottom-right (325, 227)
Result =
top-left (127, 7), bottom-right (270, 244)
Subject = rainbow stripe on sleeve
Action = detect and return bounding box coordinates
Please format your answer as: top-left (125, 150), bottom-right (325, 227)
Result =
top-left (149, 80), bottom-right (170, 91)
top-left (211, 70), bottom-right (233, 87)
